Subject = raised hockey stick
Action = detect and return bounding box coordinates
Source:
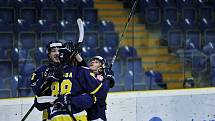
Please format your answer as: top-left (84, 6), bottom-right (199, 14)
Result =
top-left (110, 0), bottom-right (139, 69)
top-left (77, 18), bottom-right (84, 43)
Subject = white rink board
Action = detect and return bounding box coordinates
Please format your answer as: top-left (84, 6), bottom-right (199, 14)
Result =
top-left (1, 88), bottom-right (215, 121)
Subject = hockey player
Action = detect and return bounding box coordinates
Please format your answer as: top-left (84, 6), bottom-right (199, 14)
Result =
top-left (31, 41), bottom-right (111, 121)
top-left (30, 40), bottom-right (93, 121)
top-left (86, 56), bottom-right (115, 121)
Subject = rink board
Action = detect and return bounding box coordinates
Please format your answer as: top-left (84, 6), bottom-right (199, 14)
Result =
top-left (0, 88), bottom-right (215, 121)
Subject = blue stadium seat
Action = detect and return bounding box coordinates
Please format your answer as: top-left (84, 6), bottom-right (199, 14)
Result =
top-left (0, 61), bottom-right (12, 79)
top-left (0, 48), bottom-right (9, 60)
top-left (41, 8), bottom-right (58, 24)
top-left (98, 20), bottom-right (115, 33)
top-left (140, 0), bottom-right (157, 7)
top-left (126, 57), bottom-right (143, 72)
top-left (199, 7), bottom-right (214, 31)
top-left (37, 0), bottom-right (56, 7)
top-left (83, 8), bottom-right (98, 24)
top-left (203, 42), bottom-right (215, 56)
top-left (145, 70), bottom-right (166, 90)
top-left (81, 46), bottom-right (97, 59)
top-left (62, 31), bottom-right (78, 43)
top-left (192, 53), bottom-right (207, 72)
top-left (80, 0), bottom-right (94, 8)
top-left (58, 20), bottom-right (78, 32)
top-left (185, 30), bottom-right (201, 49)
top-left (63, 8), bottom-right (78, 24)
top-left (210, 54), bottom-right (215, 68)
top-left (0, 19), bottom-right (13, 32)
top-left (0, 89), bottom-right (11, 98)
top-left (83, 20), bottom-right (97, 32)
top-left (0, 32), bottom-right (13, 49)
top-left (15, 0), bottom-right (35, 7)
top-left (56, 0), bottom-right (78, 8)
top-left (176, 0), bottom-right (194, 9)
top-left (34, 47), bottom-right (47, 65)
top-left (210, 69), bottom-right (215, 86)
top-left (168, 29), bottom-right (183, 51)
top-left (108, 59), bottom-right (124, 92)
top-left (99, 46), bottom-right (116, 59)
top-left (10, 75), bottom-right (18, 97)
top-left (196, 0), bottom-right (210, 7)
top-left (17, 19), bottom-right (35, 32)
top-left (119, 46), bottom-right (138, 58)
top-left (18, 88), bottom-right (34, 97)
top-left (145, 7), bottom-right (161, 25)
top-left (84, 31), bottom-right (99, 49)
top-left (123, 70), bottom-right (145, 91)
top-left (181, 7), bottom-right (197, 30)
top-left (19, 32), bottom-right (36, 50)
top-left (37, 19), bottom-right (57, 32)
top-left (20, 8), bottom-right (37, 24)
top-left (159, 0), bottom-right (176, 7)
top-left (11, 47), bottom-right (28, 64)
top-left (0, 7), bottom-right (15, 24)
top-left (19, 62), bottom-right (36, 77)
top-left (204, 29), bottom-right (215, 45)
top-left (0, 0), bottom-right (13, 6)
top-left (41, 32), bottom-right (58, 47)
top-left (103, 31), bottom-right (119, 48)
top-left (161, 7), bottom-right (179, 37)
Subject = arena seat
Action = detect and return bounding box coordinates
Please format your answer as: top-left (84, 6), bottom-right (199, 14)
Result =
top-left (41, 32), bottom-right (58, 47)
top-left (145, 70), bottom-right (167, 90)
top-left (81, 46), bottom-right (97, 59)
top-left (145, 7), bottom-right (161, 25)
top-left (159, 0), bottom-right (176, 7)
top-left (83, 8), bottom-right (98, 24)
top-left (0, 7), bottom-right (15, 24)
top-left (103, 31), bottom-right (119, 48)
top-left (204, 29), bottom-right (215, 45)
top-left (98, 20), bottom-right (115, 33)
top-left (34, 47), bottom-right (47, 65)
top-left (84, 31), bottom-right (99, 49)
top-left (63, 8), bottom-right (79, 24)
top-left (41, 8), bottom-right (58, 24)
top-left (119, 46), bottom-right (138, 58)
top-left (0, 60), bottom-right (12, 79)
top-left (180, 7), bottom-right (197, 30)
top-left (62, 31), bottom-right (78, 43)
top-left (203, 42), bottom-right (215, 56)
top-left (99, 46), bottom-right (116, 59)
top-left (83, 20), bottom-right (97, 32)
top-left (167, 29), bottom-right (183, 51)
top-left (19, 32), bottom-right (37, 50)
top-left (0, 32), bottom-right (14, 49)
top-left (185, 30), bottom-right (201, 49)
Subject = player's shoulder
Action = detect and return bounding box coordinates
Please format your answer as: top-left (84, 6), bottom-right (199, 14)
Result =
top-left (77, 66), bottom-right (91, 73)
top-left (80, 66), bottom-right (90, 70)
top-left (35, 65), bottom-right (48, 72)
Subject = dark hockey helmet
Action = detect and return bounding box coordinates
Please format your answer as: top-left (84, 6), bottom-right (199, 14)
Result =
top-left (46, 40), bottom-right (64, 54)
top-left (89, 56), bottom-right (106, 68)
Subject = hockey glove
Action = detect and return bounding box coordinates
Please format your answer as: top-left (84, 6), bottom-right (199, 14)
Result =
top-left (64, 41), bottom-right (83, 57)
top-left (103, 67), bottom-right (115, 88)
top-left (34, 97), bottom-right (52, 111)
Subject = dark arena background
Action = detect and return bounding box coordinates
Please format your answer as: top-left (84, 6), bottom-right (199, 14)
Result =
top-left (0, 0), bottom-right (215, 121)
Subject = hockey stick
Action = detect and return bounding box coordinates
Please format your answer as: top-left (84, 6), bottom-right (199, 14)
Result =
top-left (21, 103), bottom-right (35, 121)
top-left (109, 0), bottom-right (139, 69)
top-left (77, 18), bottom-right (84, 43)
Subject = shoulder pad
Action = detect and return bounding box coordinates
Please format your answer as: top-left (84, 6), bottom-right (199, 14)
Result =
top-left (81, 66), bottom-right (90, 70)
top-left (35, 65), bottom-right (48, 72)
